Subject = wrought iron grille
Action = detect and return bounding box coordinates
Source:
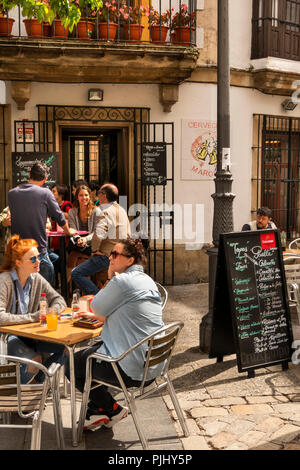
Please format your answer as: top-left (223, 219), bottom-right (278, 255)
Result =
top-left (135, 122), bottom-right (174, 284)
top-left (253, 114), bottom-right (300, 239)
top-left (38, 105), bottom-right (148, 123)
top-left (0, 105), bottom-right (10, 258)
top-left (252, 0), bottom-right (300, 61)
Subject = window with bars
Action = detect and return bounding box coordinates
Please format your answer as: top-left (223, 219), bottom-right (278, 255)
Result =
top-left (253, 114), bottom-right (300, 240)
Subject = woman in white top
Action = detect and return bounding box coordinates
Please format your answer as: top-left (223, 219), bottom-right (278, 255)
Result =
top-left (67, 185), bottom-right (99, 284)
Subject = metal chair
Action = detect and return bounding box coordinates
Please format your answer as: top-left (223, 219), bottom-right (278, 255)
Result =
top-left (0, 355), bottom-right (65, 450)
top-left (155, 282), bottom-right (168, 311)
top-left (283, 256), bottom-right (300, 324)
top-left (77, 321), bottom-right (189, 450)
top-left (288, 238), bottom-right (300, 250)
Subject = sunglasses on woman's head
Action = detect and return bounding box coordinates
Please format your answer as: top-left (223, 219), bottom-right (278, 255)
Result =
top-left (27, 254), bottom-right (43, 264)
top-left (110, 250), bottom-right (130, 259)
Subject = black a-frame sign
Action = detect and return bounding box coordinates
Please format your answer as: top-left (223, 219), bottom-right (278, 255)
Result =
top-left (209, 231), bottom-right (293, 378)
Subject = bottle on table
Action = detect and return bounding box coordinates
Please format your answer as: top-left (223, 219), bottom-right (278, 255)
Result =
top-left (71, 291), bottom-right (80, 321)
top-left (40, 292), bottom-right (47, 327)
top-left (281, 230), bottom-right (287, 251)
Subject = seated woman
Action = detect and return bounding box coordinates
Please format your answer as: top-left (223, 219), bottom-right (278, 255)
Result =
top-left (48, 183), bottom-right (73, 275)
top-left (67, 185), bottom-right (98, 283)
top-left (65, 237), bottom-right (164, 431)
top-left (0, 235), bottom-right (66, 384)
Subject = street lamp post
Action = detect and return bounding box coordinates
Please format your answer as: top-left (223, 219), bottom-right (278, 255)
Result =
top-left (199, 0), bottom-right (235, 353)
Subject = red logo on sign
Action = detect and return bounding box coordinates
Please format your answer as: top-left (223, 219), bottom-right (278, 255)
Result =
top-left (260, 232), bottom-right (276, 249)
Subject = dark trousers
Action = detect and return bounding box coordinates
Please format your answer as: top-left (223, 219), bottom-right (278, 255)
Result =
top-left (64, 342), bottom-right (146, 412)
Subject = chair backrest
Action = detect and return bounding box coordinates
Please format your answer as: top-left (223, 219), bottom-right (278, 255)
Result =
top-left (141, 321), bottom-right (183, 391)
top-left (0, 355), bottom-right (50, 418)
top-left (284, 260), bottom-right (300, 284)
top-left (289, 238), bottom-right (300, 250)
top-left (155, 282), bottom-right (168, 311)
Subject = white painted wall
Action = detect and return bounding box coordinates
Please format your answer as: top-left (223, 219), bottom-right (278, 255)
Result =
top-left (0, 81), bottom-right (6, 104)
top-left (229, 0), bottom-right (253, 70)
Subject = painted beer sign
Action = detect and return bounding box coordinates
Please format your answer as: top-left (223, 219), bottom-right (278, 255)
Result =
top-left (181, 119), bottom-right (217, 181)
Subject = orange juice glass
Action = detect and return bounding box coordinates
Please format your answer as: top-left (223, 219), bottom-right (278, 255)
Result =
top-left (46, 313), bottom-right (58, 331)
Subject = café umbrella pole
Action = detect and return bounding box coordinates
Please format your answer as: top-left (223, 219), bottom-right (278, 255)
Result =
top-left (199, 0), bottom-right (235, 353)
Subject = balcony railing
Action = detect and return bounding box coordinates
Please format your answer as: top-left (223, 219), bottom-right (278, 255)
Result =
top-left (252, 0), bottom-right (300, 61)
top-left (0, 2), bottom-right (197, 46)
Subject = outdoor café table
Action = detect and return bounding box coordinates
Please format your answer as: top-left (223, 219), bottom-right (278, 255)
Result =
top-left (47, 230), bottom-right (88, 304)
top-left (0, 309), bottom-right (102, 447)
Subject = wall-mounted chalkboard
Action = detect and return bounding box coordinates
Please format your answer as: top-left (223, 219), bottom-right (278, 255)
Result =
top-left (12, 152), bottom-right (59, 189)
top-left (142, 142), bottom-right (167, 186)
top-left (209, 230), bottom-right (293, 377)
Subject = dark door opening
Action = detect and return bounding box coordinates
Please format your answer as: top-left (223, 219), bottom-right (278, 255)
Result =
top-left (62, 127), bottom-right (126, 196)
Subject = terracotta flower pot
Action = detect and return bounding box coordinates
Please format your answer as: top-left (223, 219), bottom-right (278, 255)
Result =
top-left (123, 24), bottom-right (144, 42)
top-left (173, 26), bottom-right (195, 45)
top-left (77, 20), bottom-right (94, 39)
top-left (150, 25), bottom-right (169, 43)
top-left (42, 23), bottom-right (51, 37)
top-left (0, 16), bottom-right (14, 36)
top-left (98, 22), bottom-right (118, 40)
top-left (51, 19), bottom-right (69, 38)
top-left (24, 18), bottom-right (43, 37)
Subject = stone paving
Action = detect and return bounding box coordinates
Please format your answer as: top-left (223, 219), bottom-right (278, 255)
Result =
top-left (162, 283), bottom-right (300, 450)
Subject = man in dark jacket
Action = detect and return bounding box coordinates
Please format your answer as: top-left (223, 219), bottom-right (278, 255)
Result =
top-left (9, 162), bottom-right (76, 283)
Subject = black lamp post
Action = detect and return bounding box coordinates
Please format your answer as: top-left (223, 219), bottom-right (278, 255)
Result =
top-left (199, 0), bottom-right (235, 353)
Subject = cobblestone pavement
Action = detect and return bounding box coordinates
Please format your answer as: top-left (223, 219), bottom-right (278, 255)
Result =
top-left (162, 283), bottom-right (300, 450)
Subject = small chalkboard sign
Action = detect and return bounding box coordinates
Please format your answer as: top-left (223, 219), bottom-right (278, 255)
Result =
top-left (12, 152), bottom-right (59, 189)
top-left (209, 230), bottom-right (293, 377)
top-left (142, 142), bottom-right (167, 186)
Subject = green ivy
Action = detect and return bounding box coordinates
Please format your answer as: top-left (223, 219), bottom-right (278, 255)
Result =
top-left (1, 0), bottom-right (103, 31)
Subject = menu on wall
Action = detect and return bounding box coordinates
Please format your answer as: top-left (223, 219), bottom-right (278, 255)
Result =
top-left (12, 152), bottom-right (59, 189)
top-left (142, 142), bottom-right (167, 186)
top-left (209, 230), bottom-right (293, 376)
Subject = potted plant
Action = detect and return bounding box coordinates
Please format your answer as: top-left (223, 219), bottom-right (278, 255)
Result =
top-left (0, 1), bottom-right (15, 36)
top-left (171, 3), bottom-right (195, 45)
top-left (147, 7), bottom-right (172, 43)
top-left (97, 0), bottom-right (119, 40)
top-left (76, 5), bottom-right (96, 39)
top-left (120, 3), bottom-right (145, 42)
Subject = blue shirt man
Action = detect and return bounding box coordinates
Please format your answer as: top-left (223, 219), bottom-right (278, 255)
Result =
top-left (91, 264), bottom-right (164, 381)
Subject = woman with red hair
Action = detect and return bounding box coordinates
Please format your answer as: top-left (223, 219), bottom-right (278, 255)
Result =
top-left (0, 235), bottom-right (66, 383)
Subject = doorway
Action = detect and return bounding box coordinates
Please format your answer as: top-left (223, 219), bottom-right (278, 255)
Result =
top-left (61, 127), bottom-right (127, 197)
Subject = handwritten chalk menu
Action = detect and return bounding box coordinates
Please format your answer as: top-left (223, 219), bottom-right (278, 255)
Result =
top-left (209, 230), bottom-right (293, 377)
top-left (12, 152), bottom-right (59, 189)
top-left (142, 143), bottom-right (167, 185)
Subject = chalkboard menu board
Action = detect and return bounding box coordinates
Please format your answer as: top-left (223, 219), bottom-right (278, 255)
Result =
top-left (12, 152), bottom-right (59, 189)
top-left (142, 143), bottom-right (167, 185)
top-left (209, 230), bottom-right (293, 377)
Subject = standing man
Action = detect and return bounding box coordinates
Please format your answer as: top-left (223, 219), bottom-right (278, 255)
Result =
top-left (242, 207), bottom-right (277, 231)
top-left (71, 183), bottom-right (131, 295)
top-left (8, 162), bottom-right (77, 283)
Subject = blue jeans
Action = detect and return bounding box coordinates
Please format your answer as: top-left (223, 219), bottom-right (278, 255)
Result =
top-left (71, 254), bottom-right (110, 295)
top-left (48, 248), bottom-right (60, 274)
top-left (7, 335), bottom-right (65, 384)
top-left (39, 251), bottom-right (54, 284)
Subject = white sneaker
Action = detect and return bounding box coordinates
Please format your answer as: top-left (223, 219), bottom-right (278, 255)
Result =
top-left (104, 404), bottom-right (129, 428)
top-left (84, 410), bottom-right (110, 432)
